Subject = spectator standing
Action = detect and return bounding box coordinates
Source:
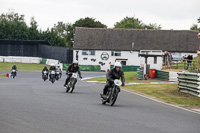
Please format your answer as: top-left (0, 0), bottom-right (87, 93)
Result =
top-left (186, 55), bottom-right (193, 70)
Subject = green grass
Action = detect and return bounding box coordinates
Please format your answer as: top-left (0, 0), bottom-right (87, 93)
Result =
top-left (124, 84), bottom-right (200, 107)
top-left (0, 74), bottom-right (7, 78)
top-left (0, 62), bottom-right (50, 71)
top-left (86, 72), bottom-right (163, 83)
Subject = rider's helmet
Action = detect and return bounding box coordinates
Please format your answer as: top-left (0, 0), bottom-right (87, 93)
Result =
top-left (44, 66), bottom-right (47, 69)
top-left (198, 33), bottom-right (200, 38)
top-left (114, 62), bottom-right (122, 68)
top-left (73, 60), bottom-right (78, 65)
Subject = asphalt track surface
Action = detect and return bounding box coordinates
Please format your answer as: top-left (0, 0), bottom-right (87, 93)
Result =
top-left (0, 71), bottom-right (200, 133)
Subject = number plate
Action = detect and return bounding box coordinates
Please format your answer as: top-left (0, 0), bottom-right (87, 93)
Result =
top-left (72, 73), bottom-right (78, 78)
top-left (51, 71), bottom-right (55, 74)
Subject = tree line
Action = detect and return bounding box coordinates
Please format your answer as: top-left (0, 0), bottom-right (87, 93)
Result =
top-left (0, 11), bottom-right (198, 49)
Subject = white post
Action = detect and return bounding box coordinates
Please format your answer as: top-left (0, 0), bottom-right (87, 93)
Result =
top-left (144, 64), bottom-right (146, 79)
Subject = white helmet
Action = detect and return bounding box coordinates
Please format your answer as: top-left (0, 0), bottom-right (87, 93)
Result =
top-left (73, 60), bottom-right (78, 65)
top-left (198, 33), bottom-right (200, 36)
top-left (114, 62), bottom-right (122, 68)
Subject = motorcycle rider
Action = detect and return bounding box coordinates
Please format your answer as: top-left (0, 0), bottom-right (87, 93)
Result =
top-left (49, 64), bottom-right (56, 80)
top-left (56, 65), bottom-right (62, 78)
top-left (42, 66), bottom-right (49, 78)
top-left (101, 62), bottom-right (125, 99)
top-left (11, 65), bottom-right (17, 71)
top-left (64, 60), bottom-right (82, 87)
top-left (11, 65), bottom-right (18, 75)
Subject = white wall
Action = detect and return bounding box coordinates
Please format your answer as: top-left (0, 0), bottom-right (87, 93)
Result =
top-left (73, 50), bottom-right (140, 71)
top-left (74, 50), bottom-right (198, 71)
top-left (0, 56), bottom-right (42, 64)
top-left (0, 56), bottom-right (60, 67)
top-left (171, 52), bottom-right (197, 60)
top-left (140, 57), bottom-right (163, 70)
top-left (140, 50), bottom-right (163, 70)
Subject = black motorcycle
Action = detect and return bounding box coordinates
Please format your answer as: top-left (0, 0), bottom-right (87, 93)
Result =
top-left (66, 73), bottom-right (78, 93)
top-left (101, 79), bottom-right (122, 106)
top-left (55, 70), bottom-right (60, 80)
top-left (11, 69), bottom-right (17, 78)
top-left (42, 71), bottom-right (48, 81)
top-left (49, 70), bottom-right (56, 84)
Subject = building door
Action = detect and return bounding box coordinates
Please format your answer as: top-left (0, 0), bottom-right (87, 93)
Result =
top-left (121, 61), bottom-right (126, 65)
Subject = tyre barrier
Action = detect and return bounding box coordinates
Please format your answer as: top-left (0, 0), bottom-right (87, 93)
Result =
top-left (178, 72), bottom-right (200, 97)
top-left (156, 70), bottom-right (169, 80)
top-left (136, 69), bottom-right (177, 81)
top-left (137, 68), bottom-right (143, 80)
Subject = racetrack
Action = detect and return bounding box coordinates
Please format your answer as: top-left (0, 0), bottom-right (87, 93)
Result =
top-left (0, 71), bottom-right (200, 133)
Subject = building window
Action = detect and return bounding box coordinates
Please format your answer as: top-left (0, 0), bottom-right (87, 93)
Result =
top-left (154, 57), bottom-right (157, 64)
top-left (82, 50), bottom-right (95, 56)
top-left (111, 51), bottom-right (121, 56)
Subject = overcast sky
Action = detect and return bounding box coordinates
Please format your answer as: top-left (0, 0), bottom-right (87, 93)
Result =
top-left (0, 0), bottom-right (199, 30)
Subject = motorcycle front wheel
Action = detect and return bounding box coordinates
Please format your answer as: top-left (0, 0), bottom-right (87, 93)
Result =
top-left (109, 89), bottom-right (119, 106)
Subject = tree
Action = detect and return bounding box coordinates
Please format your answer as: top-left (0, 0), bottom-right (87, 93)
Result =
top-left (29, 17), bottom-right (40, 40)
top-left (190, 17), bottom-right (200, 31)
top-left (190, 24), bottom-right (199, 31)
top-left (0, 10), bottom-right (29, 40)
top-left (114, 16), bottom-right (161, 30)
top-left (0, 11), bottom-right (68, 47)
top-left (0, 11), bottom-right (108, 49)
top-left (66, 17), bottom-right (107, 49)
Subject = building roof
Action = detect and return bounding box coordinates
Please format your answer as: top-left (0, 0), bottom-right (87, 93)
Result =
top-left (74, 27), bottom-right (200, 52)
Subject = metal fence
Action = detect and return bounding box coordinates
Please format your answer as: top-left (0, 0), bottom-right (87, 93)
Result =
top-left (0, 40), bottom-right (73, 64)
top-left (170, 59), bottom-right (197, 71)
top-left (38, 45), bottom-right (73, 64)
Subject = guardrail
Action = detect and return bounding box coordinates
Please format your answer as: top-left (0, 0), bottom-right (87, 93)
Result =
top-left (178, 72), bottom-right (200, 97)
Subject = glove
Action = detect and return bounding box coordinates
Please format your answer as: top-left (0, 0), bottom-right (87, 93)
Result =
top-left (80, 76), bottom-right (82, 79)
top-left (122, 83), bottom-right (125, 86)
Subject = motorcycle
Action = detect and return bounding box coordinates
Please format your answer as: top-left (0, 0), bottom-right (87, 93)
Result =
top-left (66, 73), bottom-right (78, 93)
top-left (49, 70), bottom-right (56, 84)
top-left (11, 69), bottom-right (17, 78)
top-left (55, 70), bottom-right (60, 80)
top-left (101, 79), bottom-right (122, 106)
top-left (42, 71), bottom-right (48, 81)
top-left (59, 71), bottom-right (62, 79)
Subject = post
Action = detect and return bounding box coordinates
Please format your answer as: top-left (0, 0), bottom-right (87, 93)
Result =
top-left (143, 56), bottom-right (148, 79)
top-left (167, 55), bottom-right (169, 68)
top-left (197, 51), bottom-right (200, 72)
top-left (197, 33), bottom-right (200, 72)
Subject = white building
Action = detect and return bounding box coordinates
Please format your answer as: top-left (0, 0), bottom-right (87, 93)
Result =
top-left (73, 28), bottom-right (200, 71)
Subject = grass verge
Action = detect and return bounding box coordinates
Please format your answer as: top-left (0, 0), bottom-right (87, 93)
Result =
top-left (0, 62), bottom-right (49, 71)
top-left (124, 84), bottom-right (200, 108)
top-left (0, 74), bottom-right (7, 78)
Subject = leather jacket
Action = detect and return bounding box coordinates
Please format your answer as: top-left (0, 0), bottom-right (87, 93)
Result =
top-left (106, 68), bottom-right (125, 84)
